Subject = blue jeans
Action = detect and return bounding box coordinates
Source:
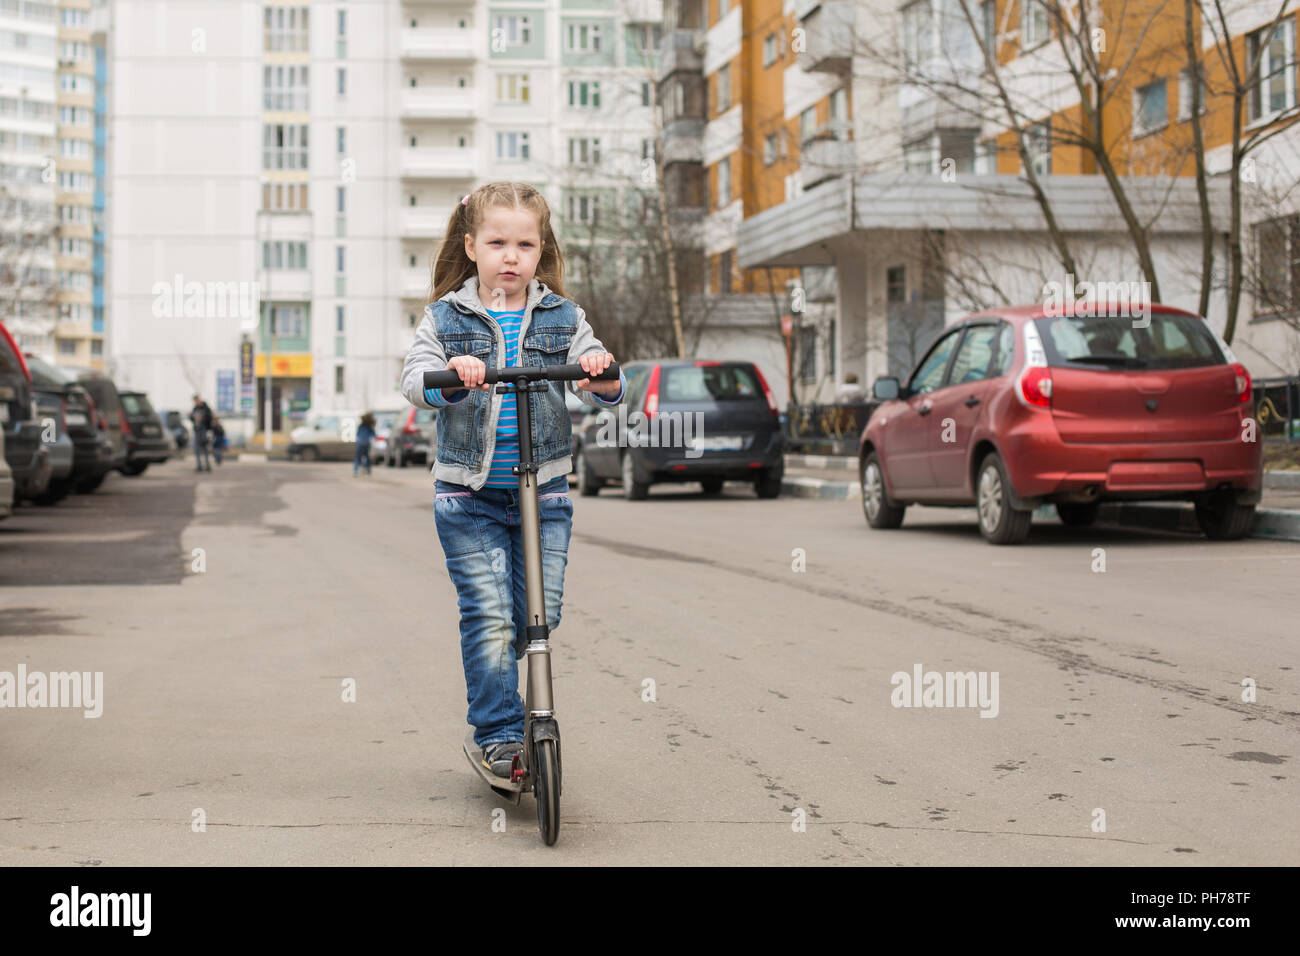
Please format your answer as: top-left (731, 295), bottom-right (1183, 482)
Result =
top-left (193, 429), bottom-right (210, 468)
top-left (433, 475), bottom-right (573, 750)
top-left (354, 446), bottom-right (370, 474)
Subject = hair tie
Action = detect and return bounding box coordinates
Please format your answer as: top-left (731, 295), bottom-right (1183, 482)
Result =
top-left (461, 194), bottom-right (469, 206)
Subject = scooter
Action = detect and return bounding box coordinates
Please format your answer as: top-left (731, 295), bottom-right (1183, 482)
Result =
top-left (424, 358), bottom-right (620, 846)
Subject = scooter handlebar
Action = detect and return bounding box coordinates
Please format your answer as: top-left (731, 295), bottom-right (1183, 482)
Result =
top-left (423, 361), bottom-right (619, 391)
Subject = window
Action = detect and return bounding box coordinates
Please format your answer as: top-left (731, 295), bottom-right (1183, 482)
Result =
top-left (58, 339), bottom-right (76, 356)
top-left (566, 193), bottom-right (600, 225)
top-left (717, 156), bottom-right (730, 206)
top-left (764, 133), bottom-right (779, 165)
top-left (887, 266), bottom-right (906, 303)
top-left (263, 124), bottom-right (309, 170)
top-left (337, 127), bottom-right (345, 154)
top-left (1178, 68), bottom-right (1209, 121)
top-left (262, 241), bottom-right (308, 270)
top-left (1133, 79), bottom-right (1168, 136)
top-left (981, 0), bottom-right (996, 56)
top-left (268, 306), bottom-right (306, 339)
top-left (494, 15), bottom-right (531, 46)
top-left (796, 324), bottom-right (818, 384)
top-left (830, 88), bottom-right (848, 134)
top-left (568, 80), bottom-right (600, 108)
top-left (1247, 20), bottom-right (1297, 123)
top-left (336, 246), bottom-right (345, 273)
top-left (497, 131), bottom-right (530, 160)
top-left (641, 81), bottom-right (652, 107)
top-left (264, 6), bottom-right (309, 52)
top-left (716, 63), bottom-right (730, 112)
top-left (497, 73), bottom-right (531, 104)
top-left (904, 137), bottom-right (933, 173)
top-left (631, 24), bottom-right (661, 54)
top-left (948, 325), bottom-right (1000, 384)
top-left (335, 366), bottom-right (345, 394)
top-left (264, 64), bottom-right (310, 111)
top-left (336, 186), bottom-right (345, 214)
top-left (719, 250), bottom-right (732, 294)
top-left (799, 106), bottom-right (816, 145)
top-left (716, 0), bottom-right (729, 19)
top-left (337, 67), bottom-right (346, 96)
top-left (763, 34), bottom-right (778, 67)
top-left (262, 182), bottom-right (308, 211)
top-left (566, 22), bottom-right (601, 53)
top-left (569, 137), bottom-right (601, 165)
top-left (995, 322), bottom-right (1015, 375)
top-left (1253, 214), bottom-right (1300, 316)
top-left (910, 328), bottom-right (962, 393)
top-left (902, 1), bottom-right (933, 70)
top-left (1024, 121), bottom-right (1050, 175)
top-left (1022, 0), bottom-right (1049, 49)
top-left (337, 306), bottom-right (345, 333)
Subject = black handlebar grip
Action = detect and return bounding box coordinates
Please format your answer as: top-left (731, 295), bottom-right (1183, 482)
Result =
top-left (422, 360), bottom-right (619, 391)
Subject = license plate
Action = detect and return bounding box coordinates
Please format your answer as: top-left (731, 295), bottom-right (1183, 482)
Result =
top-left (64, 412), bottom-right (87, 426)
top-left (143, 425), bottom-right (159, 435)
top-left (691, 435), bottom-right (743, 451)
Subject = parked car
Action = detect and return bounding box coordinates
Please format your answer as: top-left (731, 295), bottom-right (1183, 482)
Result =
top-left (566, 389), bottom-right (592, 475)
top-left (386, 406), bottom-right (437, 467)
top-left (288, 411), bottom-right (365, 461)
top-left (367, 409), bottom-right (404, 465)
top-left (23, 354), bottom-right (112, 502)
top-left (31, 389), bottom-right (75, 503)
top-left (1, 321), bottom-right (52, 505)
top-left (859, 303), bottom-right (1262, 544)
top-left (572, 359), bottom-right (785, 499)
top-left (0, 427), bottom-right (13, 520)
top-left (58, 367), bottom-right (129, 493)
top-left (116, 391), bottom-right (171, 475)
top-left (155, 408), bottom-right (190, 449)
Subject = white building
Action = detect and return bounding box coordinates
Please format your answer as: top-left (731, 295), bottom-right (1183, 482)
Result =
top-left (103, 0), bottom-right (664, 440)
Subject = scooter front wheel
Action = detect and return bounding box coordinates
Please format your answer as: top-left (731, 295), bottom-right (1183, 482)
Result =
top-left (533, 739), bottom-right (560, 846)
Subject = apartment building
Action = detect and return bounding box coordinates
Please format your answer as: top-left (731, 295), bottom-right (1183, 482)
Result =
top-left (720, 0), bottom-right (1298, 404)
top-left (101, 0), bottom-right (662, 440)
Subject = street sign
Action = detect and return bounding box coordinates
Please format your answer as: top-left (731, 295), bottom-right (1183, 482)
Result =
top-left (216, 370), bottom-right (235, 413)
top-left (290, 398), bottom-right (311, 412)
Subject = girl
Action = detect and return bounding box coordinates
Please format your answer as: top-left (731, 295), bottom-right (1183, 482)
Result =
top-left (400, 182), bottom-right (627, 779)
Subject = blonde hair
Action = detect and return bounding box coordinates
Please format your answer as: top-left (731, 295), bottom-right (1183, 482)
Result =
top-left (428, 181), bottom-right (567, 305)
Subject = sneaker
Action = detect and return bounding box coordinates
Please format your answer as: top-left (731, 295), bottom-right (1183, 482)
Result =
top-left (481, 740), bottom-right (525, 779)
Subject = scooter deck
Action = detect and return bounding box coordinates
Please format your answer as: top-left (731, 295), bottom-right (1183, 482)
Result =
top-left (463, 730), bottom-right (525, 802)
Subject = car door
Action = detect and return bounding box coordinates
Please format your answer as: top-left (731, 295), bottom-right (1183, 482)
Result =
top-left (882, 327), bottom-right (964, 495)
top-left (585, 363), bottom-right (648, 478)
top-left (926, 323), bottom-right (1004, 497)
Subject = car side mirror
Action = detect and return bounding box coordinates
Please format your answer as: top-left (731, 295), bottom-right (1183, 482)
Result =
top-left (872, 376), bottom-right (901, 401)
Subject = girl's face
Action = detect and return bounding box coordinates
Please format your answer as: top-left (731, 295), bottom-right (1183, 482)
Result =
top-left (464, 205), bottom-right (544, 305)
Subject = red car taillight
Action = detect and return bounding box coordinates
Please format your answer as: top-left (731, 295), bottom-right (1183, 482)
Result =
top-left (643, 364), bottom-right (661, 418)
top-left (1019, 367), bottom-right (1053, 408)
top-left (751, 365), bottom-right (779, 416)
top-left (119, 407), bottom-right (131, 434)
top-left (1231, 362), bottom-right (1251, 404)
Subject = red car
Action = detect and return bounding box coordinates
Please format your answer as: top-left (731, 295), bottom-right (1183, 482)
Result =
top-left (859, 303), bottom-right (1262, 544)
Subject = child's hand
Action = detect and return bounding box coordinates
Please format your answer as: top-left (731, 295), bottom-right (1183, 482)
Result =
top-left (576, 351), bottom-right (619, 395)
top-left (443, 355), bottom-right (493, 394)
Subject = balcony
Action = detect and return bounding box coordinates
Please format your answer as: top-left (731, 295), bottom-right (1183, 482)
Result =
top-left (262, 267), bottom-right (312, 300)
top-left (659, 29), bottom-right (703, 77)
top-left (800, 123), bottom-right (856, 188)
top-left (795, 0), bottom-right (855, 74)
top-left (624, 0), bottom-right (664, 22)
top-left (401, 268), bottom-right (431, 300)
top-left (400, 27), bottom-right (477, 61)
top-left (401, 88), bottom-right (477, 120)
top-left (400, 209), bottom-right (448, 239)
top-left (662, 118), bottom-right (704, 164)
top-left (400, 147), bottom-right (476, 179)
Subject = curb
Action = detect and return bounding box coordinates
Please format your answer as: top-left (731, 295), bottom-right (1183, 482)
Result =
top-left (780, 475), bottom-right (1300, 542)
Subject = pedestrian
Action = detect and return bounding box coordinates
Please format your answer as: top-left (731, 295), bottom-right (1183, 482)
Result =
top-left (400, 182), bottom-right (627, 780)
top-left (190, 395), bottom-right (213, 472)
top-left (211, 417), bottom-right (227, 466)
top-left (354, 412), bottom-right (375, 476)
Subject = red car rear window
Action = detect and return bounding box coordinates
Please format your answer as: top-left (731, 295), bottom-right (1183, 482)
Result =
top-left (1034, 314), bottom-right (1225, 370)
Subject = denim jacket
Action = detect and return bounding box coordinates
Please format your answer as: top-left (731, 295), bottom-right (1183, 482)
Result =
top-left (400, 275), bottom-right (626, 490)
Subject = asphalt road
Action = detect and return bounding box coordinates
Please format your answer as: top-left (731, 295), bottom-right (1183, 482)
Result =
top-left (1, 456), bottom-right (1295, 865)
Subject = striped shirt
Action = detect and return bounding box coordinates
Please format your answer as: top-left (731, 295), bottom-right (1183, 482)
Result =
top-left (422, 307), bottom-right (625, 487)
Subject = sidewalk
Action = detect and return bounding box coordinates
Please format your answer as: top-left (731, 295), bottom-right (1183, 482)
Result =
top-left (781, 453), bottom-right (1300, 542)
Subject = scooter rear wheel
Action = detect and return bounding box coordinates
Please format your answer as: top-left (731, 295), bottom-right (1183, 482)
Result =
top-left (533, 739), bottom-right (560, 846)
